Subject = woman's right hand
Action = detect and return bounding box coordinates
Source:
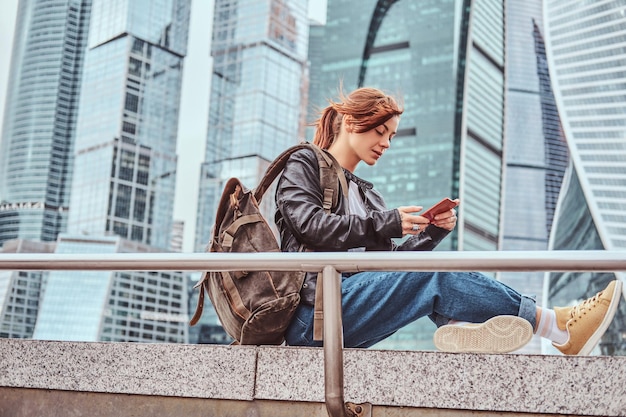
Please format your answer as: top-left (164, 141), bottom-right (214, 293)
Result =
top-left (398, 206), bottom-right (428, 236)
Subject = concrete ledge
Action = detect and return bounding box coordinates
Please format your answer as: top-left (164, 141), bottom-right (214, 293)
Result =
top-left (0, 339), bottom-right (257, 400)
top-left (1, 339), bottom-right (624, 416)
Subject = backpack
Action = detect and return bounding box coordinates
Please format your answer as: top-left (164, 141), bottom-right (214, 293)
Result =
top-left (190, 142), bottom-right (348, 345)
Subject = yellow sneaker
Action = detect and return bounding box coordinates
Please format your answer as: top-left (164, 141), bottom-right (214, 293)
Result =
top-left (553, 280), bottom-right (623, 356)
top-left (433, 315), bottom-right (533, 354)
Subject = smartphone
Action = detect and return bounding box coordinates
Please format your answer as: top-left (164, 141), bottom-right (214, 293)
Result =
top-left (421, 198), bottom-right (458, 222)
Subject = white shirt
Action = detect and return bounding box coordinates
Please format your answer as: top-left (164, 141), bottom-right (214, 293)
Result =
top-left (348, 180), bottom-right (366, 252)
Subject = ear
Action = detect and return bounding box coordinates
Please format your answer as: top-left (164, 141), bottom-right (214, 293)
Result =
top-left (344, 115), bottom-right (354, 132)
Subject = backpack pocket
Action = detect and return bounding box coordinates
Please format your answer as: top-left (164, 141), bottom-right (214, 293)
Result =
top-left (239, 293), bottom-right (301, 345)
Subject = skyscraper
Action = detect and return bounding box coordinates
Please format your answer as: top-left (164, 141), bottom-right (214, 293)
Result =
top-left (542, 0), bottom-right (626, 355)
top-left (39, 0), bottom-right (192, 343)
top-left (194, 0), bottom-right (310, 250)
top-left (0, 239), bottom-right (55, 339)
top-left (33, 234), bottom-right (188, 343)
top-left (544, 0), bottom-right (626, 252)
top-left (0, 0), bottom-right (92, 246)
top-left (307, 0), bottom-right (506, 350)
top-left (0, 0), bottom-right (193, 344)
top-left (499, 0), bottom-right (569, 354)
top-left (67, 0), bottom-right (190, 251)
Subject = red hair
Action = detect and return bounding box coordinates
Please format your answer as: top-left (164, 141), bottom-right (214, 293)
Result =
top-left (312, 87), bottom-right (403, 149)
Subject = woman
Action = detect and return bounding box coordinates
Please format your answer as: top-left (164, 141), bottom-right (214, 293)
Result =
top-left (274, 86), bottom-right (621, 355)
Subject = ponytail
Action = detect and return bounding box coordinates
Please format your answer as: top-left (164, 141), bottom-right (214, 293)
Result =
top-left (312, 105), bottom-right (341, 150)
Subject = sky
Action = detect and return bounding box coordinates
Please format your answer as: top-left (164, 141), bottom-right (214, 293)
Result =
top-left (0, 0), bottom-right (327, 252)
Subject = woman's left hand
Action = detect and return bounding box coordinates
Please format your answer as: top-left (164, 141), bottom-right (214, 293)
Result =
top-left (430, 208), bottom-right (458, 231)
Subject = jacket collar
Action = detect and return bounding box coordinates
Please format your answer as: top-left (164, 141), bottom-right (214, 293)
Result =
top-left (343, 169), bottom-right (373, 190)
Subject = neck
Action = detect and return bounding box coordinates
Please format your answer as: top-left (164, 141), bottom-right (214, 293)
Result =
top-left (327, 135), bottom-right (359, 172)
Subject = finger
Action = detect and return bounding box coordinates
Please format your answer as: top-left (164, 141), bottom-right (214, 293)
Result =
top-left (398, 205), bottom-right (423, 215)
top-left (433, 214), bottom-right (457, 225)
top-left (432, 217), bottom-right (457, 230)
top-left (431, 208), bottom-right (456, 222)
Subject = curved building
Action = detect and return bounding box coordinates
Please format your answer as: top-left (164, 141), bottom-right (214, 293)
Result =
top-left (308, 0), bottom-right (506, 350)
top-left (543, 0), bottom-right (626, 355)
top-left (499, 1), bottom-right (569, 354)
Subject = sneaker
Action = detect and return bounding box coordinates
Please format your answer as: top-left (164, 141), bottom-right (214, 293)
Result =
top-left (552, 280), bottom-right (623, 356)
top-left (433, 315), bottom-right (533, 354)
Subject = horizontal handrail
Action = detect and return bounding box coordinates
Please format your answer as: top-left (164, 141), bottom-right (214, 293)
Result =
top-left (1, 249), bottom-right (624, 417)
top-left (0, 250), bottom-right (624, 272)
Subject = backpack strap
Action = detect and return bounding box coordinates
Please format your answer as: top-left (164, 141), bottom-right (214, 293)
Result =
top-left (254, 142), bottom-right (348, 204)
top-left (314, 146), bottom-right (349, 211)
top-left (311, 148), bottom-right (348, 341)
top-left (189, 272), bottom-right (208, 326)
top-left (253, 143), bottom-right (309, 203)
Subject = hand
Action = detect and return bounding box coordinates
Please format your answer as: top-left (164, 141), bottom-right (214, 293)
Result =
top-left (429, 199), bottom-right (459, 231)
top-left (397, 206), bottom-right (428, 236)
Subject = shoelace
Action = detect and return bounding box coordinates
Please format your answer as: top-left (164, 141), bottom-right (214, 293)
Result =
top-left (570, 291), bottom-right (602, 321)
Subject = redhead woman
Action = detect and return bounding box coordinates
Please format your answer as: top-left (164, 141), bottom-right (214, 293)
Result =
top-left (274, 86), bottom-right (621, 355)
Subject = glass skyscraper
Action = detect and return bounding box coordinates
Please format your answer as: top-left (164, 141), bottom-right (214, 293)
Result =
top-left (0, 0), bottom-right (193, 344)
top-left (542, 0), bottom-right (626, 355)
top-left (0, 0), bottom-right (92, 246)
top-left (308, 0), bottom-right (506, 350)
top-left (41, 0), bottom-right (191, 343)
top-left (498, 1), bottom-right (569, 354)
top-left (0, 239), bottom-right (55, 339)
top-left (67, 0), bottom-right (190, 251)
top-left (33, 235), bottom-right (188, 343)
top-left (194, 0), bottom-right (310, 251)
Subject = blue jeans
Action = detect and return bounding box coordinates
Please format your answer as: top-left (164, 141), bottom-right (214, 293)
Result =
top-left (285, 271), bottom-right (537, 348)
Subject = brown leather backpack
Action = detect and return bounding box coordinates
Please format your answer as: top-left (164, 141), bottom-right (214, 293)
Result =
top-left (190, 143), bottom-right (347, 345)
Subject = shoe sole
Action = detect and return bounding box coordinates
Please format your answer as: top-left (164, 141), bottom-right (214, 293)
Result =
top-left (577, 280), bottom-right (623, 356)
top-left (433, 315), bottom-right (533, 354)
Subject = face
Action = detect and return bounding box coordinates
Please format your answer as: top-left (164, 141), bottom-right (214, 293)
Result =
top-left (347, 116), bottom-right (399, 166)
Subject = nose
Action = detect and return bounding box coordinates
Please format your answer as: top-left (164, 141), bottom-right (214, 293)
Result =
top-left (380, 135), bottom-right (391, 149)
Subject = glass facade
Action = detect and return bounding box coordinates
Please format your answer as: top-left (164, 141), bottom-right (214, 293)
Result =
top-left (34, 237), bottom-right (118, 341)
top-left (0, 0), bottom-right (193, 344)
top-left (68, 0), bottom-right (190, 250)
top-left (499, 1), bottom-right (569, 354)
top-left (33, 235), bottom-right (188, 343)
top-left (194, 0), bottom-right (310, 250)
top-left (544, 0), bottom-right (626, 252)
top-left (0, 0), bottom-right (92, 246)
top-left (545, 170), bottom-right (625, 355)
top-left (307, 0), bottom-right (505, 350)
top-left (0, 240), bottom-right (55, 339)
top-left (543, 0), bottom-right (626, 355)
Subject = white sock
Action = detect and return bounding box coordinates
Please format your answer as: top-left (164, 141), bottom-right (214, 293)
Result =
top-left (536, 309), bottom-right (569, 345)
top-left (447, 319), bottom-right (470, 326)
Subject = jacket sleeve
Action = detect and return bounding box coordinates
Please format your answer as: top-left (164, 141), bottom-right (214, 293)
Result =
top-left (393, 224), bottom-right (451, 251)
top-left (275, 149), bottom-right (402, 251)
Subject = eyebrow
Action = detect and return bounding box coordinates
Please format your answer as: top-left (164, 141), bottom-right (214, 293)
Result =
top-left (381, 123), bottom-right (396, 135)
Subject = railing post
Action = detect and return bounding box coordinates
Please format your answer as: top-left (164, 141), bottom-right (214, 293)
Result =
top-left (322, 265), bottom-right (372, 417)
top-left (322, 265), bottom-right (348, 417)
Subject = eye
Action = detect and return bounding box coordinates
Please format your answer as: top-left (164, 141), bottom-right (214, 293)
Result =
top-left (375, 129), bottom-right (384, 136)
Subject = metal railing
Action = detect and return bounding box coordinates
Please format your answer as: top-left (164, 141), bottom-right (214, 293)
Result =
top-left (1, 250), bottom-right (625, 417)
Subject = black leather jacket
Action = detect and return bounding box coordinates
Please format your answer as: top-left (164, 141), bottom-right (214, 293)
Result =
top-left (274, 147), bottom-right (450, 305)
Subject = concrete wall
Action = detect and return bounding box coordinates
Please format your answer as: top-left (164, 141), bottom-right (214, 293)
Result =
top-left (1, 339), bottom-right (624, 416)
